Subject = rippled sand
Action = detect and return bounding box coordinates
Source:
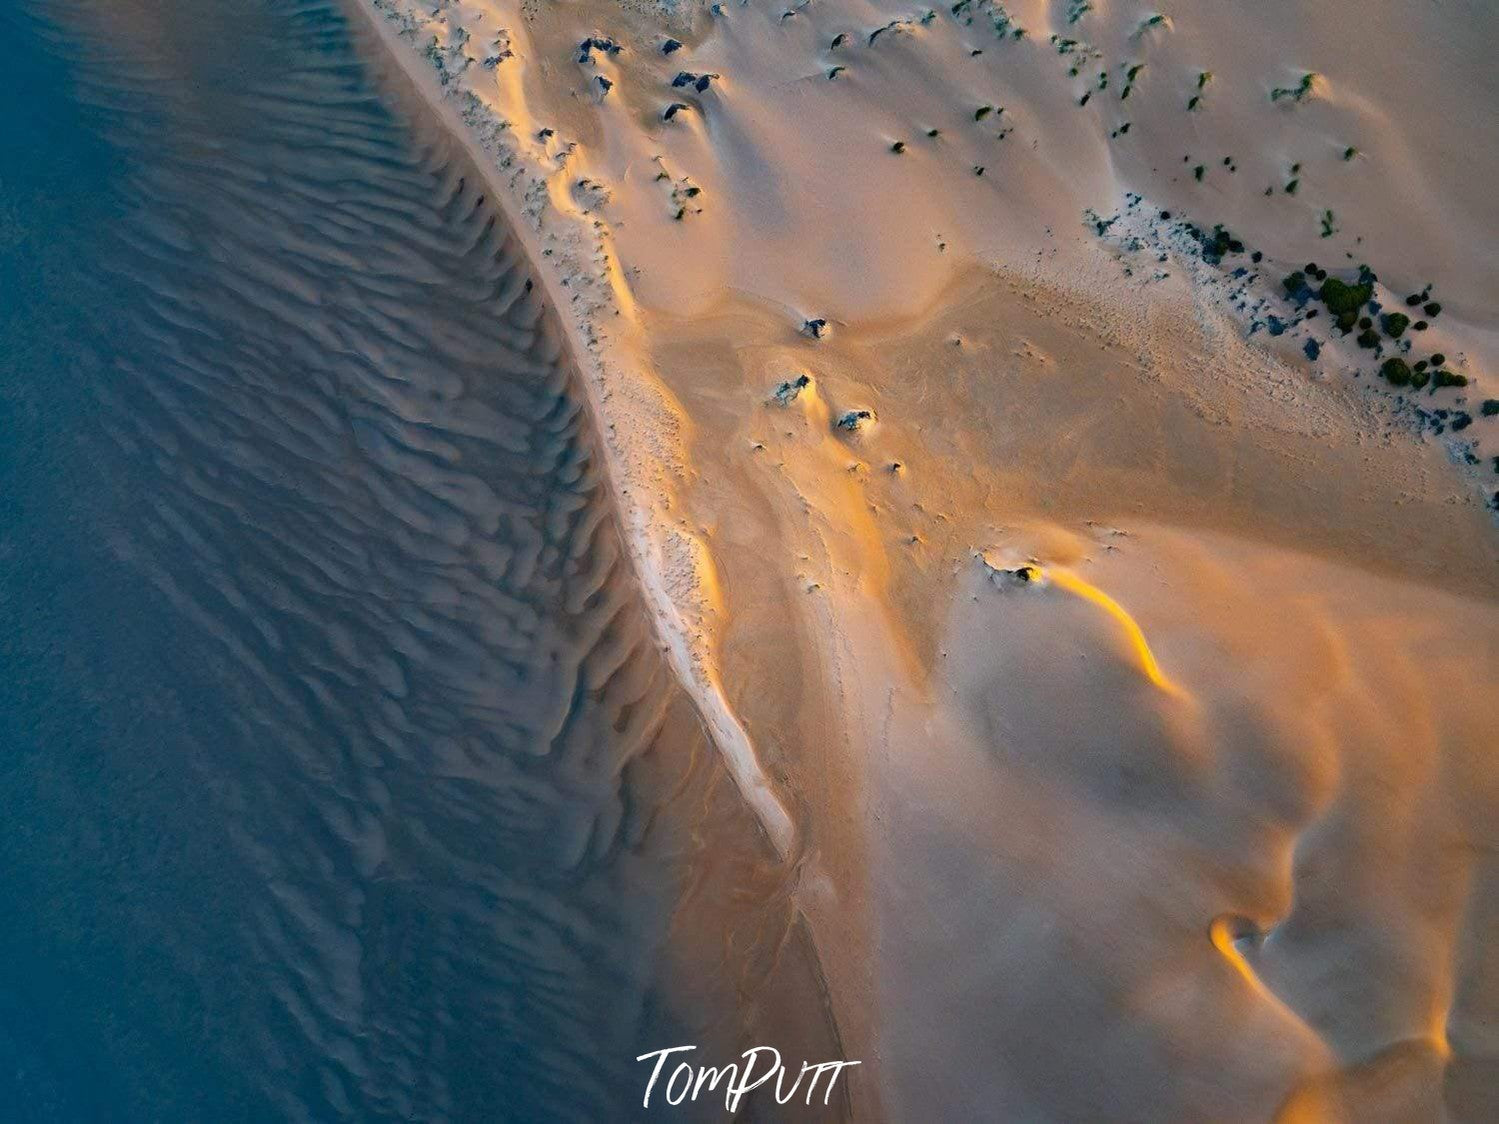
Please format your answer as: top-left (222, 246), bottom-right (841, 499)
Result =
top-left (1, 0), bottom-right (839, 1117)
top-left (4, 0), bottom-right (1497, 1118)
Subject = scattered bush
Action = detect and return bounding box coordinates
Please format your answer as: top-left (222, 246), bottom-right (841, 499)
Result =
top-left (1381, 312), bottom-right (1410, 337)
top-left (1271, 73), bottom-right (1318, 102)
top-left (1320, 277), bottom-right (1372, 315)
top-left (1380, 357), bottom-right (1412, 386)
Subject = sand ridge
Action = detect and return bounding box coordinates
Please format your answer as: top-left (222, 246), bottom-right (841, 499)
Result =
top-left (350, 0), bottom-right (1499, 1116)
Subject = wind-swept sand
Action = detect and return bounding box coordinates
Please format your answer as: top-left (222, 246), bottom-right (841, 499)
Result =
top-left (351, 0), bottom-right (1498, 1116)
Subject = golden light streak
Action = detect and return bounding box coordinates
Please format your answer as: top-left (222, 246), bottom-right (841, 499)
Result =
top-left (1040, 565), bottom-right (1187, 699)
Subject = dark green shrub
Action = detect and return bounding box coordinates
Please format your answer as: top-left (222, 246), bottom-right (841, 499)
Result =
top-left (1320, 277), bottom-right (1371, 315)
top-left (1432, 369), bottom-right (1468, 388)
top-left (1380, 357), bottom-right (1412, 385)
top-left (1380, 312), bottom-right (1409, 337)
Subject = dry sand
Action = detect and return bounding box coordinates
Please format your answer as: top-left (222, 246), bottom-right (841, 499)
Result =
top-left (350, 0), bottom-right (1498, 1116)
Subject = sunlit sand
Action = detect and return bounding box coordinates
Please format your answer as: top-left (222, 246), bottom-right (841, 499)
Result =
top-left (347, 0), bottom-right (1499, 1116)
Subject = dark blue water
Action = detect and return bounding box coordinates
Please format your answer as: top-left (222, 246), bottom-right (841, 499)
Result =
top-left (0, 1), bottom-right (839, 1118)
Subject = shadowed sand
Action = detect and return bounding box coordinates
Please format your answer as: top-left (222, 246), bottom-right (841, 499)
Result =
top-left (1, 0), bottom-right (843, 1117)
top-left (16, 0), bottom-right (1492, 1116)
top-left (356, 0), bottom-right (1499, 1117)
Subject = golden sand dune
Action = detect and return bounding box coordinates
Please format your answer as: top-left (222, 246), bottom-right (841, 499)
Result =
top-left (353, 0), bottom-right (1498, 1116)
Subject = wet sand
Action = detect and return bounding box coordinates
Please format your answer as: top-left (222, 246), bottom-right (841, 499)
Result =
top-left (1, 0), bottom-right (840, 1117)
top-left (4, 0), bottom-right (1497, 1116)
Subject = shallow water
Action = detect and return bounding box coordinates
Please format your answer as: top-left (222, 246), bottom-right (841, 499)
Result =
top-left (0, 1), bottom-right (838, 1118)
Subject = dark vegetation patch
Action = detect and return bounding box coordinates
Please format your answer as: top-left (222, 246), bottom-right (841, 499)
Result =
top-left (1097, 201), bottom-right (1486, 450)
top-left (577, 36), bottom-right (623, 64)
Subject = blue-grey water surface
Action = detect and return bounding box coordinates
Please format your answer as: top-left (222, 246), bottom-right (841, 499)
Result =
top-left (0, 0), bottom-right (839, 1118)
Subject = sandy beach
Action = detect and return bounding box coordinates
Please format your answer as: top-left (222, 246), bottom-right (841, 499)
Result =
top-left (347, 0), bottom-right (1499, 1116)
top-left (4, 0), bottom-right (1494, 1116)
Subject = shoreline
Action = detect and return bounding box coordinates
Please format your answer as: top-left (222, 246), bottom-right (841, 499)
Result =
top-left (343, 0), bottom-right (799, 858)
top-left (335, 0), bottom-right (1498, 1114)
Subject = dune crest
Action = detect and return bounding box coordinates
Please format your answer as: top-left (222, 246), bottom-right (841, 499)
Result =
top-left (352, 0), bottom-right (1499, 1115)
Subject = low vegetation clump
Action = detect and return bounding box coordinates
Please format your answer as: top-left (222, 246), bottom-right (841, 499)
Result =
top-left (577, 36), bottom-right (623, 64)
top-left (1192, 224), bottom-right (1243, 263)
top-left (1271, 72), bottom-right (1318, 103)
top-left (1135, 13), bottom-right (1170, 37)
top-left (773, 374), bottom-right (811, 405)
top-left (1380, 358), bottom-right (1412, 386)
top-left (672, 71), bottom-right (718, 93)
top-left (1319, 276), bottom-right (1372, 316)
top-left (1481, 399), bottom-right (1499, 417)
top-left (1141, 209), bottom-right (1473, 418)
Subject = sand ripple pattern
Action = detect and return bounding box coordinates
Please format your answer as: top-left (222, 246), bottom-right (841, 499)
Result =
top-left (4, 0), bottom-right (830, 1118)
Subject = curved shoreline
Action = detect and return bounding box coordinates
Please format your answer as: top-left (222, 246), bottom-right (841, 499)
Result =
top-left (343, 0), bottom-right (798, 858)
